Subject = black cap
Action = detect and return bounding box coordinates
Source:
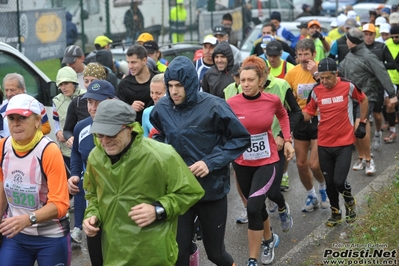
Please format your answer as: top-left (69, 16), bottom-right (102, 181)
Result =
top-left (143, 41), bottom-right (159, 53)
top-left (231, 63), bottom-right (242, 76)
top-left (270, 11), bottom-right (281, 22)
top-left (213, 25), bottom-right (227, 35)
top-left (297, 21), bottom-right (309, 29)
top-left (318, 58), bottom-right (337, 72)
top-left (266, 41), bottom-right (283, 56)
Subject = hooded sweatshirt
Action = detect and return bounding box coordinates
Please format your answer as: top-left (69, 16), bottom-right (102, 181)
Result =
top-left (202, 41), bottom-right (237, 99)
top-left (150, 56), bottom-right (250, 201)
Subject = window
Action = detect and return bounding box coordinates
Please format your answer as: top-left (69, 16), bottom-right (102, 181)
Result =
top-left (0, 52), bottom-right (40, 99)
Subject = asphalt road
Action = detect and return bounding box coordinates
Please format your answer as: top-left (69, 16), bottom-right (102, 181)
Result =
top-left (69, 127), bottom-right (399, 266)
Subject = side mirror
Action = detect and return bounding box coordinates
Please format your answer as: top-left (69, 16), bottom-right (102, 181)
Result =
top-left (48, 82), bottom-right (58, 99)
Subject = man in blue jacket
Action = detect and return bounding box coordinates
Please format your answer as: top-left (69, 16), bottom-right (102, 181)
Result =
top-left (150, 56), bottom-right (251, 266)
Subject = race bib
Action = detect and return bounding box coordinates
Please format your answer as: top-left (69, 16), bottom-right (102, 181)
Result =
top-left (243, 132), bottom-right (271, 160)
top-left (297, 83), bottom-right (316, 99)
top-left (4, 181), bottom-right (40, 210)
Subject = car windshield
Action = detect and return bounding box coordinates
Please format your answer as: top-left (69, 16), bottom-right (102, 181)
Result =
top-left (240, 27), bottom-right (262, 52)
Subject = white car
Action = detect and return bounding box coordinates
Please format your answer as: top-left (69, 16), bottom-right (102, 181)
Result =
top-left (352, 3), bottom-right (392, 17)
top-left (240, 22), bottom-right (300, 59)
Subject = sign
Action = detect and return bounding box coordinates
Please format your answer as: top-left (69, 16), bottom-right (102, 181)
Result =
top-left (35, 13), bottom-right (63, 43)
top-left (0, 8), bottom-right (66, 62)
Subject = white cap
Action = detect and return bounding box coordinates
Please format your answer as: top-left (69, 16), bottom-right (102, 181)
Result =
top-left (390, 13), bottom-right (399, 24)
top-left (375, 16), bottom-right (387, 26)
top-left (379, 23), bottom-right (391, 34)
top-left (202, 35), bottom-right (218, 45)
top-left (337, 14), bottom-right (347, 27)
top-left (330, 20), bottom-right (338, 27)
top-left (6, 94), bottom-right (41, 117)
top-left (347, 10), bottom-right (357, 20)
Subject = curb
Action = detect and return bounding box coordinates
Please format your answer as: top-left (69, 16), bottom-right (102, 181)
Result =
top-left (275, 163), bottom-right (398, 265)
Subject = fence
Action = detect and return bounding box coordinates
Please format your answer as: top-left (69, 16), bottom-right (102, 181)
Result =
top-left (0, 0), bottom-right (66, 62)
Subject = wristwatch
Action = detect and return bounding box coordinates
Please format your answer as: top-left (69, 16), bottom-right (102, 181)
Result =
top-left (313, 72), bottom-right (319, 78)
top-left (29, 212), bottom-right (37, 225)
top-left (155, 206), bottom-right (165, 220)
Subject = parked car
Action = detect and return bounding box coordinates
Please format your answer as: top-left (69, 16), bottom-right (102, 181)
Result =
top-left (0, 42), bottom-right (58, 140)
top-left (111, 43), bottom-right (202, 70)
top-left (250, 0), bottom-right (302, 25)
top-left (321, 0), bottom-right (357, 16)
top-left (352, 3), bottom-right (392, 17)
top-left (240, 22), bottom-right (301, 59)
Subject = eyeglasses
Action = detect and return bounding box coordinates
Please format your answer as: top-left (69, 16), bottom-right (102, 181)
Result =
top-left (94, 127), bottom-right (128, 139)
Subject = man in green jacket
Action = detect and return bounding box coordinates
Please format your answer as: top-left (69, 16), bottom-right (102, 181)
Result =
top-left (82, 99), bottom-right (204, 265)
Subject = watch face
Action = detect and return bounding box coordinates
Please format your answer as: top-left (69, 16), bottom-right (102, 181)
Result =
top-left (30, 213), bottom-right (37, 224)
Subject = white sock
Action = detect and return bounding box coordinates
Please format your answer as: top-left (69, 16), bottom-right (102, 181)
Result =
top-left (307, 187), bottom-right (317, 198)
top-left (318, 182), bottom-right (326, 191)
top-left (390, 127), bottom-right (396, 133)
top-left (375, 130), bottom-right (381, 137)
top-left (283, 171), bottom-right (288, 177)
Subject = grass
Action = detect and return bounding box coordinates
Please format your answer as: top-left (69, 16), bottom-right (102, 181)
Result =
top-left (348, 165), bottom-right (399, 248)
top-left (34, 58), bottom-right (61, 81)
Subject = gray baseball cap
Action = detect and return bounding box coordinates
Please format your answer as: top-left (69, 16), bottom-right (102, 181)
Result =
top-left (90, 100), bottom-right (136, 136)
top-left (62, 45), bottom-right (84, 64)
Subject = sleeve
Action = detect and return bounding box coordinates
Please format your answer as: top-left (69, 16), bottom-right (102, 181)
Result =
top-left (329, 41), bottom-right (338, 57)
top-left (63, 99), bottom-right (77, 140)
top-left (285, 88), bottom-right (303, 132)
top-left (303, 90), bottom-right (318, 116)
top-left (52, 102), bottom-right (61, 133)
top-left (201, 72), bottom-right (210, 93)
top-left (286, 55), bottom-right (297, 65)
top-left (282, 28), bottom-right (296, 45)
top-left (156, 151), bottom-right (205, 219)
top-left (42, 142), bottom-right (70, 218)
top-left (40, 104), bottom-right (51, 135)
top-left (350, 82), bottom-right (366, 103)
top-left (369, 57), bottom-right (396, 98)
top-left (83, 158), bottom-right (102, 224)
top-left (275, 96), bottom-right (291, 141)
top-left (149, 104), bottom-right (166, 143)
top-left (200, 101), bottom-right (251, 172)
top-left (70, 123), bottom-right (84, 177)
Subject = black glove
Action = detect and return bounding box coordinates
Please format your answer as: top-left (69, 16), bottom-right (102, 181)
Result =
top-left (354, 122), bottom-right (366, 139)
top-left (312, 31), bottom-right (325, 41)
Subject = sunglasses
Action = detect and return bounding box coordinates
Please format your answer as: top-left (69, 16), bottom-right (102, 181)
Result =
top-left (94, 127), bottom-right (128, 139)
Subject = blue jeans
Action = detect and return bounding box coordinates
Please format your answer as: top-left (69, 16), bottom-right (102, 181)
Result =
top-left (0, 232), bottom-right (71, 266)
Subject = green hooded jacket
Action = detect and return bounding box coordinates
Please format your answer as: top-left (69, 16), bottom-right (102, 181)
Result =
top-left (84, 123), bottom-right (204, 265)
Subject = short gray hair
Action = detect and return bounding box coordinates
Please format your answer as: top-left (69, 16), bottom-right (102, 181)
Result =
top-left (3, 73), bottom-right (26, 92)
top-left (348, 27), bottom-right (364, 41)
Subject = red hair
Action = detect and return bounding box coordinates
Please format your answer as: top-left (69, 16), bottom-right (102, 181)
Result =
top-left (241, 56), bottom-right (267, 80)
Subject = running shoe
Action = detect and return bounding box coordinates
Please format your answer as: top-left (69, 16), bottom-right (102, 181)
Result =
top-left (280, 174), bottom-right (289, 192)
top-left (261, 233), bottom-right (280, 265)
top-left (384, 131), bottom-right (397, 143)
top-left (247, 258), bottom-right (258, 266)
top-left (365, 159), bottom-right (376, 175)
top-left (71, 227), bottom-right (82, 244)
top-left (325, 207), bottom-right (342, 227)
top-left (268, 199), bottom-right (278, 213)
top-left (345, 200), bottom-right (356, 223)
top-left (371, 134), bottom-right (382, 150)
top-left (302, 195), bottom-right (319, 212)
top-left (278, 203), bottom-right (293, 232)
top-left (319, 189), bottom-right (330, 209)
top-left (352, 158), bottom-right (365, 171)
top-left (236, 207), bottom-right (248, 224)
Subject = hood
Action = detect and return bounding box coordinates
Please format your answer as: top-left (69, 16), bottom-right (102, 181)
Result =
top-left (66, 11), bottom-right (73, 21)
top-left (164, 56), bottom-right (198, 107)
top-left (212, 41), bottom-right (234, 72)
